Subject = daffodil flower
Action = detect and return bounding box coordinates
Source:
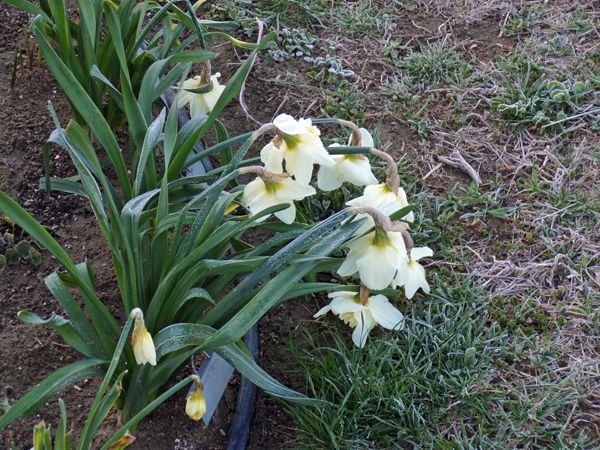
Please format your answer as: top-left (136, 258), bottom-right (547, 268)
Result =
top-left (175, 74), bottom-right (226, 118)
top-left (337, 228), bottom-right (408, 290)
top-left (130, 308), bottom-right (157, 366)
top-left (317, 128), bottom-right (377, 191)
top-left (347, 183), bottom-right (414, 235)
top-left (241, 171), bottom-right (316, 224)
top-left (186, 375), bottom-right (207, 421)
top-left (396, 246), bottom-right (433, 299)
top-left (314, 291), bottom-right (404, 348)
top-left (260, 114), bottom-right (335, 184)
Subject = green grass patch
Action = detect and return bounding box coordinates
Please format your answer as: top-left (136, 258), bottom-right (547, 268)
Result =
top-left (397, 43), bottom-right (472, 86)
top-left (285, 279), bottom-right (507, 448)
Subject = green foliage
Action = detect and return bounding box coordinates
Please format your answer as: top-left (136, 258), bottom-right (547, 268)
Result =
top-left (323, 80), bottom-right (366, 122)
top-left (0, 63), bottom-right (372, 438)
top-left (269, 27), bottom-right (316, 62)
top-left (0, 225), bottom-right (42, 270)
top-left (491, 56), bottom-right (596, 132)
top-left (398, 43), bottom-right (471, 85)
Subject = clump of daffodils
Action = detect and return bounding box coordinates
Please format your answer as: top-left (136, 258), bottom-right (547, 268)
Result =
top-left (237, 114), bottom-right (433, 348)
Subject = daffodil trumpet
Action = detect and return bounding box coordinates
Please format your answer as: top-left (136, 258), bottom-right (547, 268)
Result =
top-left (352, 205), bottom-right (413, 249)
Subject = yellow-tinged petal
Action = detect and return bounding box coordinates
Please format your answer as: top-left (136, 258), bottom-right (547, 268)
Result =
top-left (108, 432), bottom-right (136, 450)
top-left (186, 377), bottom-right (207, 421)
top-left (130, 308), bottom-right (157, 366)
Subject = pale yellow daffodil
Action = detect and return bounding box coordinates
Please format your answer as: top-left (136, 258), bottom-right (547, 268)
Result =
top-left (242, 172), bottom-right (315, 224)
top-left (395, 246), bottom-right (433, 299)
top-left (260, 114), bottom-right (335, 185)
top-left (176, 74), bottom-right (225, 118)
top-left (317, 128), bottom-right (378, 191)
top-left (347, 183), bottom-right (414, 235)
top-left (314, 291), bottom-right (404, 348)
top-left (130, 308), bottom-right (157, 366)
top-left (337, 228), bottom-right (408, 290)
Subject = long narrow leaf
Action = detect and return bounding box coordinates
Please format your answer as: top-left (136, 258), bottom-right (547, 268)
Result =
top-left (0, 359), bottom-right (105, 429)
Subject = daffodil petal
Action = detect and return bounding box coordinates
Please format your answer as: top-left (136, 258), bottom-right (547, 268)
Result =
top-left (368, 295), bottom-right (404, 330)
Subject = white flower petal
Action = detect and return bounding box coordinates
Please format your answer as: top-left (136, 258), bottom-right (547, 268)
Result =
top-left (330, 295), bottom-right (363, 314)
top-left (274, 203), bottom-right (296, 224)
top-left (351, 310), bottom-right (376, 348)
top-left (276, 178), bottom-right (316, 201)
top-left (410, 246), bottom-right (433, 261)
top-left (368, 295), bottom-right (404, 330)
top-left (273, 114), bottom-right (304, 135)
top-left (339, 158), bottom-right (378, 187)
top-left (260, 142), bottom-right (284, 173)
top-left (337, 255), bottom-right (358, 277)
top-left (285, 150), bottom-right (315, 185)
top-left (313, 304), bottom-right (331, 318)
top-left (356, 244), bottom-right (403, 290)
top-left (317, 165), bottom-right (343, 191)
top-left (359, 128), bottom-right (374, 148)
top-left (404, 262), bottom-right (429, 299)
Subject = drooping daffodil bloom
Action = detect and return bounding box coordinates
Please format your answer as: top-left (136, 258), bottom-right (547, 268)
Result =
top-left (175, 73), bottom-right (226, 118)
top-left (314, 291), bottom-right (404, 348)
top-left (337, 228), bottom-right (408, 290)
top-left (242, 171), bottom-right (315, 224)
top-left (260, 114), bottom-right (335, 185)
top-left (347, 183), bottom-right (414, 235)
top-left (317, 128), bottom-right (378, 191)
top-left (186, 375), bottom-right (207, 421)
top-left (396, 246), bottom-right (433, 299)
top-left (130, 308), bottom-right (157, 366)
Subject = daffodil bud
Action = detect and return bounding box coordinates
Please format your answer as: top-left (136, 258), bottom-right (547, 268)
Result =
top-left (130, 308), bottom-right (157, 366)
top-left (186, 375), bottom-right (207, 421)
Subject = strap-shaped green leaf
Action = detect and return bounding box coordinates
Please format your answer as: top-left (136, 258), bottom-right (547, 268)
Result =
top-left (201, 217), bottom-right (360, 347)
top-left (154, 324), bottom-right (321, 405)
top-left (79, 314), bottom-right (134, 449)
top-left (202, 209), bottom-right (352, 327)
top-left (31, 16), bottom-right (132, 198)
top-left (18, 310), bottom-right (94, 358)
top-left (133, 108), bottom-right (165, 196)
top-left (0, 359), bottom-right (105, 429)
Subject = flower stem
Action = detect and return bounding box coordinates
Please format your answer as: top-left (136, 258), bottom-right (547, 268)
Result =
top-left (238, 165), bottom-right (288, 181)
top-left (359, 284), bottom-right (370, 305)
top-left (370, 148), bottom-right (400, 194)
top-left (337, 119), bottom-right (363, 146)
